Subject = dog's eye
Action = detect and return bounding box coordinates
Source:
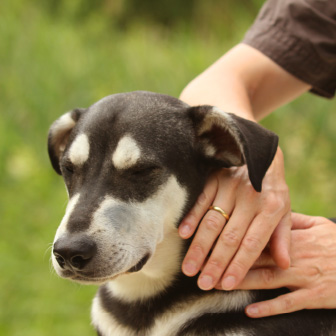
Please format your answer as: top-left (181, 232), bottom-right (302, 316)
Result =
top-left (65, 166), bottom-right (74, 174)
top-left (62, 162), bottom-right (75, 174)
top-left (129, 165), bottom-right (160, 176)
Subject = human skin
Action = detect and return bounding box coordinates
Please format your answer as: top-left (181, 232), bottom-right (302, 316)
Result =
top-left (179, 44), bottom-right (311, 293)
top-left (237, 213), bottom-right (336, 318)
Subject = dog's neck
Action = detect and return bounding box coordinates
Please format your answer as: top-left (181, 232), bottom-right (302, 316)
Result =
top-left (106, 228), bottom-right (185, 302)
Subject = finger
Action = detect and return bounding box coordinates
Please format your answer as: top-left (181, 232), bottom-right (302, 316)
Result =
top-left (220, 213), bottom-right (280, 290)
top-left (214, 262), bottom-right (279, 290)
top-left (291, 212), bottom-right (316, 230)
top-left (182, 207), bottom-right (228, 277)
top-left (269, 212), bottom-right (291, 269)
top-left (183, 170), bottom-right (236, 281)
top-left (234, 267), bottom-right (294, 290)
top-left (198, 209), bottom-right (254, 290)
top-left (245, 289), bottom-right (311, 318)
top-left (251, 250), bottom-right (276, 269)
top-left (179, 174), bottom-right (218, 239)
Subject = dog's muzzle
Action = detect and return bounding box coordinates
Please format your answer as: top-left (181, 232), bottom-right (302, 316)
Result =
top-left (127, 253), bottom-right (151, 273)
top-left (53, 233), bottom-right (152, 283)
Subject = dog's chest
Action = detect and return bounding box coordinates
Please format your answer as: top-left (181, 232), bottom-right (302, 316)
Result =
top-left (91, 283), bottom-right (254, 336)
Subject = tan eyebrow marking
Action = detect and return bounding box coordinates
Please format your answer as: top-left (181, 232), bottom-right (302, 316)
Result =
top-left (112, 135), bottom-right (141, 169)
top-left (69, 134), bottom-right (90, 165)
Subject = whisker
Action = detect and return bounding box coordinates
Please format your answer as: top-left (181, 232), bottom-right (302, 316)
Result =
top-left (44, 243), bottom-right (54, 260)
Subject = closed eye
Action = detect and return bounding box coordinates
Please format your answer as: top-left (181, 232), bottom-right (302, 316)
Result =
top-left (65, 165), bottom-right (74, 174)
top-left (128, 165), bottom-right (161, 176)
top-left (61, 160), bottom-right (75, 175)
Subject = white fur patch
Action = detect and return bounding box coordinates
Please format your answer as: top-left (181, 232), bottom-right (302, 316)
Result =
top-left (56, 112), bottom-right (75, 128)
top-left (50, 112), bottom-right (76, 153)
top-left (106, 229), bottom-right (183, 303)
top-left (225, 331), bottom-right (249, 336)
top-left (91, 296), bottom-right (134, 336)
top-left (151, 291), bottom-right (253, 336)
top-left (112, 135), bottom-right (141, 169)
top-left (197, 107), bottom-right (232, 135)
top-left (69, 134), bottom-right (90, 165)
top-left (104, 176), bottom-right (187, 302)
top-left (92, 290), bottom-right (253, 336)
top-left (54, 193), bottom-right (80, 240)
top-left (211, 107), bottom-right (243, 153)
top-left (52, 193), bottom-right (80, 270)
top-left (201, 139), bottom-right (217, 157)
top-left (197, 107), bottom-right (244, 165)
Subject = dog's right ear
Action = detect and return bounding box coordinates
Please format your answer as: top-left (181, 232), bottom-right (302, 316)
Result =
top-left (188, 105), bottom-right (278, 192)
top-left (48, 108), bottom-right (86, 175)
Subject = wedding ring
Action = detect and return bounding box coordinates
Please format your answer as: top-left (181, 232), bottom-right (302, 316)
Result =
top-left (208, 205), bottom-right (230, 221)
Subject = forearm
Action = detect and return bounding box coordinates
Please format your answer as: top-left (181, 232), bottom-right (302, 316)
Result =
top-left (180, 44), bottom-right (311, 121)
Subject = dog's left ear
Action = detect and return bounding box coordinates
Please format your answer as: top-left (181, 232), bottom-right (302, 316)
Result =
top-left (189, 105), bottom-right (279, 192)
top-left (48, 108), bottom-right (86, 175)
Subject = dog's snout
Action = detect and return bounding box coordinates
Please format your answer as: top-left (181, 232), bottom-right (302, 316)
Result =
top-left (53, 235), bottom-right (97, 270)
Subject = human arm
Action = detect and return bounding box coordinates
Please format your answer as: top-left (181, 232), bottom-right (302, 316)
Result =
top-left (179, 43), bottom-right (311, 291)
top-left (235, 213), bottom-right (336, 317)
top-left (179, 44), bottom-right (311, 121)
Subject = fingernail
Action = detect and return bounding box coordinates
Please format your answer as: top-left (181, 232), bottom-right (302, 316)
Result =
top-left (180, 224), bottom-right (191, 237)
top-left (183, 260), bottom-right (197, 275)
top-left (246, 306), bottom-right (259, 316)
top-left (222, 276), bottom-right (236, 290)
top-left (198, 275), bottom-right (213, 290)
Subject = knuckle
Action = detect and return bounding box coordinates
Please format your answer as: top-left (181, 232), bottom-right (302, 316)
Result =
top-left (230, 258), bottom-right (249, 274)
top-left (207, 258), bottom-right (225, 274)
top-left (315, 216), bottom-right (327, 223)
top-left (219, 229), bottom-right (240, 248)
top-left (196, 192), bottom-right (208, 206)
top-left (305, 266), bottom-right (323, 279)
top-left (314, 285), bottom-right (329, 303)
top-left (264, 195), bottom-right (284, 213)
top-left (241, 235), bottom-right (263, 252)
top-left (261, 268), bottom-right (276, 285)
top-left (263, 192), bottom-right (290, 216)
top-left (282, 296), bottom-right (295, 311)
top-left (190, 243), bottom-right (205, 257)
top-left (313, 286), bottom-right (323, 297)
top-left (204, 213), bottom-right (223, 232)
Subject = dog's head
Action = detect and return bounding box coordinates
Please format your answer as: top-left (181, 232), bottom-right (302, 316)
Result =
top-left (48, 91), bottom-right (278, 284)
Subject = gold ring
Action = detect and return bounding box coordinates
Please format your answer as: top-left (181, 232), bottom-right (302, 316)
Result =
top-left (208, 206), bottom-right (230, 221)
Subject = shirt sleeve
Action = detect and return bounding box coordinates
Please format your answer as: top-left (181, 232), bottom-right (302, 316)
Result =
top-left (243, 0), bottom-right (336, 98)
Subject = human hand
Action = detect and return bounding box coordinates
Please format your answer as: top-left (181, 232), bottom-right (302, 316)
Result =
top-left (234, 213), bottom-right (336, 317)
top-left (179, 148), bottom-right (291, 291)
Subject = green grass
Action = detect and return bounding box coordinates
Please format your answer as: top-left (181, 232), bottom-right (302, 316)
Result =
top-left (1, 1), bottom-right (335, 335)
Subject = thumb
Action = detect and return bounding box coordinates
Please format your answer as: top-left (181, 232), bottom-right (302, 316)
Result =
top-left (269, 213), bottom-right (291, 270)
top-left (291, 212), bottom-right (315, 230)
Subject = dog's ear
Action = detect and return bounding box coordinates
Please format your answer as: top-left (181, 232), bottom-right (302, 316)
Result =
top-left (48, 108), bottom-right (86, 175)
top-left (189, 105), bottom-right (278, 192)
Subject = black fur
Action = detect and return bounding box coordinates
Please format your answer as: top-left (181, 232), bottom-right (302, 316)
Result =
top-left (98, 272), bottom-right (200, 331)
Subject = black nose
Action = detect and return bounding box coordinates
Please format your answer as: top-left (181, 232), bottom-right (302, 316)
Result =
top-left (53, 234), bottom-right (97, 270)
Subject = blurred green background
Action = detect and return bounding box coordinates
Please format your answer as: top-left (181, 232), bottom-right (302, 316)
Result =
top-left (1, 0), bottom-right (335, 335)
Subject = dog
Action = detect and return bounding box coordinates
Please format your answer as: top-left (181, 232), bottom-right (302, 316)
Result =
top-left (48, 91), bottom-right (336, 336)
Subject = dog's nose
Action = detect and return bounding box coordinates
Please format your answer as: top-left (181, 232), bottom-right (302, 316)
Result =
top-left (53, 235), bottom-right (97, 270)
